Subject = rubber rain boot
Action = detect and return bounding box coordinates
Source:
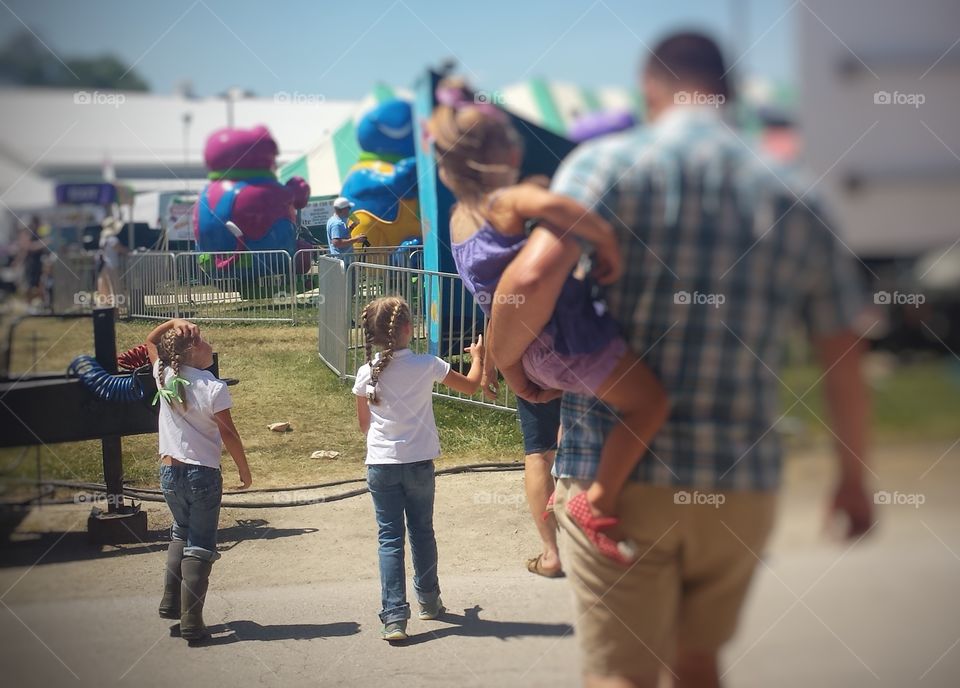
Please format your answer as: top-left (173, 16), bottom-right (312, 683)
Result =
top-left (158, 540), bottom-right (184, 619)
top-left (179, 557), bottom-right (213, 642)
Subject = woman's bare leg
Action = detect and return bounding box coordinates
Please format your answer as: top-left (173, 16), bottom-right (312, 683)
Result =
top-left (525, 449), bottom-right (561, 572)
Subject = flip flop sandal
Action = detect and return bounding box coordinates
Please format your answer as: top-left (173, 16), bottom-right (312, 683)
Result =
top-left (565, 492), bottom-right (638, 566)
top-left (526, 553), bottom-right (564, 578)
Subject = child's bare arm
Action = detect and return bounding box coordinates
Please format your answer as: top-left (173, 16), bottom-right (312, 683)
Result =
top-left (214, 409), bottom-right (252, 489)
top-left (441, 335), bottom-right (484, 395)
top-left (479, 321), bottom-right (500, 401)
top-left (500, 184), bottom-right (621, 283)
top-left (145, 319), bottom-right (199, 364)
top-left (356, 395), bottom-right (371, 434)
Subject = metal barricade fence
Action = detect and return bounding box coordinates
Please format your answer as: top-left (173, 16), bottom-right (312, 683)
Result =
top-left (292, 248), bottom-right (331, 324)
top-left (94, 247), bottom-right (424, 324)
top-left (124, 251), bottom-right (178, 320)
top-left (348, 245), bottom-right (424, 269)
top-left (172, 250), bottom-right (294, 322)
top-left (91, 246), bottom-right (516, 411)
top-left (292, 246), bottom-right (422, 324)
top-left (50, 251), bottom-right (97, 314)
top-left (342, 261), bottom-right (517, 412)
top-left (314, 256), bottom-right (348, 375)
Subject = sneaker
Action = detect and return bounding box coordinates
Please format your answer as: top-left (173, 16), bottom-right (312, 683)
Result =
top-left (418, 597), bottom-right (446, 620)
top-left (381, 621), bottom-right (408, 641)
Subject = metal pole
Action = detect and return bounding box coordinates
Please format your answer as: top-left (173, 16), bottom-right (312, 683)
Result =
top-left (35, 446), bottom-right (42, 509)
top-left (93, 307), bottom-right (123, 514)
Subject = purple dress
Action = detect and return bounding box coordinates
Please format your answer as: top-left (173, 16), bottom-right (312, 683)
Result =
top-left (451, 222), bottom-right (628, 396)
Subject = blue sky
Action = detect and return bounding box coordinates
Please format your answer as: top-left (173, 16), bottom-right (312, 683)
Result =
top-left (2, 0), bottom-right (795, 98)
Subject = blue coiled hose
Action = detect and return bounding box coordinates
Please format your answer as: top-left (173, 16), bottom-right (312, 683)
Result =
top-left (67, 355), bottom-right (145, 403)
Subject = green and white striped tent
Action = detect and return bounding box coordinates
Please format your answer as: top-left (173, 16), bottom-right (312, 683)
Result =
top-left (278, 79), bottom-right (640, 194)
top-left (278, 83), bottom-right (413, 195)
top-left (498, 78), bottom-right (642, 137)
top-left (278, 76), bottom-right (795, 195)
top-left (500, 76), bottom-right (798, 138)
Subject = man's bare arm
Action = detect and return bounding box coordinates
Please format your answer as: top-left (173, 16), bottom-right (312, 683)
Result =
top-left (815, 329), bottom-right (874, 538)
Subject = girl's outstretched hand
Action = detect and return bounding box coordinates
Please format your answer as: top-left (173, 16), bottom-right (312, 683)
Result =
top-left (465, 333), bottom-right (484, 361)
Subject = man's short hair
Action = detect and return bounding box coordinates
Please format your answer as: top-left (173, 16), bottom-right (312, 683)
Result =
top-left (646, 31), bottom-right (731, 99)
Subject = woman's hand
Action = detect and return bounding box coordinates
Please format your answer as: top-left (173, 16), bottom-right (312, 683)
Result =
top-left (467, 334), bottom-right (499, 399)
top-left (480, 367), bottom-right (500, 401)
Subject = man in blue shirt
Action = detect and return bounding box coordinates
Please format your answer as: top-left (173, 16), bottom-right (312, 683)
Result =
top-left (326, 197), bottom-right (366, 260)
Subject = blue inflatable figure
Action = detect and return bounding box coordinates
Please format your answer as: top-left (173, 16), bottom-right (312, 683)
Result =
top-left (339, 100), bottom-right (421, 246)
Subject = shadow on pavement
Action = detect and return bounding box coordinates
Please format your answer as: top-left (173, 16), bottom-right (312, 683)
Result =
top-left (171, 620), bottom-right (362, 645)
top-left (0, 518), bottom-right (318, 568)
top-left (399, 605), bottom-right (573, 645)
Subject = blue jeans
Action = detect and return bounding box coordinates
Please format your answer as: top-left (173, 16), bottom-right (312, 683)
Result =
top-left (159, 463), bottom-right (223, 562)
top-left (367, 461), bottom-right (441, 624)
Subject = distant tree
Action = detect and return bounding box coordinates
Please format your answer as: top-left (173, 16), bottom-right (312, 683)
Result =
top-left (65, 55), bottom-right (149, 91)
top-left (0, 30), bottom-right (149, 91)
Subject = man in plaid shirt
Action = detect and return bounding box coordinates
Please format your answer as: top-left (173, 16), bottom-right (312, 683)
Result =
top-left (491, 32), bottom-right (874, 687)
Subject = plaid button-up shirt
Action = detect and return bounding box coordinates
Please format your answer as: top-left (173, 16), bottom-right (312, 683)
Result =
top-left (550, 106), bottom-right (866, 491)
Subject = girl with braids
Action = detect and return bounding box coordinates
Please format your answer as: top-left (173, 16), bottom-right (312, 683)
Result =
top-left (429, 78), bottom-right (669, 566)
top-left (145, 318), bottom-right (252, 643)
top-left (353, 296), bottom-right (484, 641)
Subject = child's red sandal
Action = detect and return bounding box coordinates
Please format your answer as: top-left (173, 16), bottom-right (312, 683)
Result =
top-left (542, 490), bottom-right (557, 521)
top-left (565, 492), bottom-right (638, 566)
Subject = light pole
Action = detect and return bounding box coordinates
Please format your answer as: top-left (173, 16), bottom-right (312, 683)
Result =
top-left (182, 111), bottom-right (192, 167)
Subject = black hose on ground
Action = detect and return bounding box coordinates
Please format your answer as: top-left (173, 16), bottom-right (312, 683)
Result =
top-left (21, 462), bottom-right (526, 509)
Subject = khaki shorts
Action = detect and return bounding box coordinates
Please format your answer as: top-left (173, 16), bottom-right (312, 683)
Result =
top-left (555, 478), bottom-right (777, 680)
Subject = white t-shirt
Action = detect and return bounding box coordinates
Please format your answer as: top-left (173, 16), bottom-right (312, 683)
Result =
top-left (352, 349), bottom-right (451, 464)
top-left (154, 360), bottom-right (232, 468)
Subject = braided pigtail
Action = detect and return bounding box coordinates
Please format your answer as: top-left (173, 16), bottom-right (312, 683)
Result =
top-left (153, 328), bottom-right (192, 410)
top-left (362, 297), bottom-right (411, 405)
top-left (369, 302), bottom-right (402, 403)
top-left (156, 359), bottom-right (167, 393)
top-left (361, 304), bottom-right (379, 403)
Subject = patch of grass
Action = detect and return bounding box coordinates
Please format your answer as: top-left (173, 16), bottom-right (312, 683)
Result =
top-left (1, 319), bottom-right (522, 489)
top-left (2, 317), bottom-right (958, 490)
top-left (780, 357), bottom-right (960, 441)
